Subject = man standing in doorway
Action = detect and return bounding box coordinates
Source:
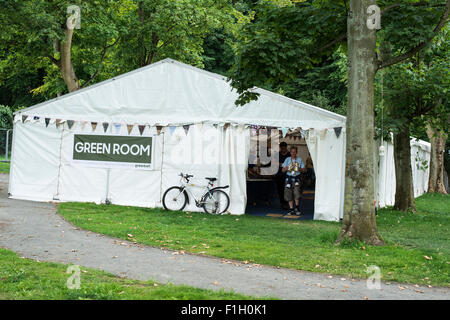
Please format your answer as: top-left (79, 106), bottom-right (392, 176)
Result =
top-left (276, 142), bottom-right (290, 209)
top-left (282, 146), bottom-right (306, 215)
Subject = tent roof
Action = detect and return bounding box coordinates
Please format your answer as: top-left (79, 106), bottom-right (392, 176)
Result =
top-left (16, 58), bottom-right (346, 129)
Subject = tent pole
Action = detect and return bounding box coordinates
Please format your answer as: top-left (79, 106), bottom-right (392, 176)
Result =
top-left (54, 126), bottom-right (64, 200)
top-left (159, 131), bottom-right (165, 204)
top-left (105, 168), bottom-right (111, 204)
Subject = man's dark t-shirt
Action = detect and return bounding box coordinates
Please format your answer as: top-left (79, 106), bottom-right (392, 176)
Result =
top-left (278, 152), bottom-right (290, 175)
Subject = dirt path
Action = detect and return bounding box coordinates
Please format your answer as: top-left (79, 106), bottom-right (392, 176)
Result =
top-left (0, 174), bottom-right (448, 300)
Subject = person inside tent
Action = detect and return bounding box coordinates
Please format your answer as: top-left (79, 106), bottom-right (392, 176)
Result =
top-left (305, 152), bottom-right (315, 188)
top-left (282, 146), bottom-right (306, 215)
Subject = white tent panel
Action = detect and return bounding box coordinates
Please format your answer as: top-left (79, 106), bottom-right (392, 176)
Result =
top-left (376, 138), bottom-right (430, 208)
top-left (9, 122), bottom-right (61, 201)
top-left (306, 128), bottom-right (346, 221)
top-left (411, 139), bottom-right (431, 197)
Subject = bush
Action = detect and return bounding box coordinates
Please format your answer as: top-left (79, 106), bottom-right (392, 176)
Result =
top-left (0, 105), bottom-right (13, 129)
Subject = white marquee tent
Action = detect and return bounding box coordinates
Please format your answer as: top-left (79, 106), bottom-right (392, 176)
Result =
top-left (8, 58), bottom-right (430, 221)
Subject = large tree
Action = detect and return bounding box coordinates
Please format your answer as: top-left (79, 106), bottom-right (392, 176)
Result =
top-left (382, 32), bottom-right (449, 210)
top-left (114, 0), bottom-right (247, 70)
top-left (0, 0), bottom-right (126, 93)
top-left (229, 0), bottom-right (449, 244)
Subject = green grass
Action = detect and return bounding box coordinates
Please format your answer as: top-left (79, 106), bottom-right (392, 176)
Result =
top-left (58, 193), bottom-right (450, 287)
top-left (0, 156), bottom-right (9, 173)
top-left (0, 248), bottom-right (263, 300)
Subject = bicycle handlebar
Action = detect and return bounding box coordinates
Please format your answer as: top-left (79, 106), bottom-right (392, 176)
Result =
top-left (179, 173), bottom-right (194, 181)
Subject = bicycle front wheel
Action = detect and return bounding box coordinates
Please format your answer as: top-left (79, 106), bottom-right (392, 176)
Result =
top-left (202, 189), bottom-right (230, 214)
top-left (162, 187), bottom-right (188, 211)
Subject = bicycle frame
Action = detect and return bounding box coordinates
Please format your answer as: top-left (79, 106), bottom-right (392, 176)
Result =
top-left (178, 176), bottom-right (214, 207)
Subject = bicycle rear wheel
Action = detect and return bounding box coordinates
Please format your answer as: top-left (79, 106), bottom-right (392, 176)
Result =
top-left (162, 187), bottom-right (188, 211)
top-left (202, 189), bottom-right (230, 214)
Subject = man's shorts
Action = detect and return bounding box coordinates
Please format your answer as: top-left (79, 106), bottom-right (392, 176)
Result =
top-left (284, 182), bottom-right (301, 201)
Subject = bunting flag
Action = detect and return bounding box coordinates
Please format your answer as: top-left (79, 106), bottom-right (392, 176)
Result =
top-left (67, 120), bottom-right (75, 130)
top-left (45, 118), bottom-right (50, 127)
top-left (80, 121), bottom-right (87, 131)
top-left (281, 128), bottom-right (289, 138)
top-left (22, 115), bottom-right (28, 123)
top-left (223, 123), bottom-right (230, 131)
top-left (91, 122), bottom-right (98, 132)
top-left (300, 128), bottom-right (307, 139)
top-left (33, 116), bottom-right (40, 121)
top-left (102, 122), bottom-right (109, 133)
top-left (113, 123), bottom-right (121, 134)
top-left (183, 125), bottom-right (190, 135)
top-left (127, 124), bottom-right (134, 135)
top-left (156, 126), bottom-right (163, 135)
top-left (169, 126), bottom-right (176, 136)
top-left (55, 119), bottom-right (62, 129)
top-left (334, 127), bottom-right (342, 138)
top-left (138, 125), bottom-right (146, 136)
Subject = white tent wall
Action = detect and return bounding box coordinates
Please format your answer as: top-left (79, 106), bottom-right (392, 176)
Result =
top-left (10, 121), bottom-right (250, 213)
top-left (410, 139), bottom-right (430, 197)
top-left (161, 124), bottom-right (250, 214)
top-left (376, 137), bottom-right (430, 208)
top-left (306, 128), bottom-right (346, 221)
top-left (19, 121), bottom-right (164, 206)
top-left (8, 122), bottom-right (61, 201)
top-left (375, 139), bottom-right (396, 208)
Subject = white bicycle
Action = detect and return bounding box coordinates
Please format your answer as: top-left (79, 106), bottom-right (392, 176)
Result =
top-left (162, 173), bottom-right (230, 214)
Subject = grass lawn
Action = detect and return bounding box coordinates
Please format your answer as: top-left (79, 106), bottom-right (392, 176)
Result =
top-left (58, 193), bottom-right (450, 287)
top-left (0, 160), bottom-right (9, 173)
top-left (0, 248), bottom-right (262, 300)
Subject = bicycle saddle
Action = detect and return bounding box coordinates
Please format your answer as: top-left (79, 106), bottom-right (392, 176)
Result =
top-left (205, 177), bottom-right (217, 181)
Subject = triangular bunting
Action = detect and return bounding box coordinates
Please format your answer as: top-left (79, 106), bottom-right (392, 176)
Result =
top-left (91, 122), bottom-right (98, 132)
top-left (169, 126), bottom-right (176, 136)
top-left (281, 128), bottom-right (289, 138)
top-left (102, 122), bottom-right (109, 133)
top-left (67, 120), bottom-right (75, 129)
top-left (80, 121), bottom-right (87, 131)
top-left (45, 118), bottom-right (50, 127)
top-left (223, 123), bottom-right (230, 131)
top-left (127, 124), bottom-right (133, 135)
top-left (138, 125), bottom-right (146, 136)
top-left (22, 115), bottom-right (28, 123)
top-left (55, 119), bottom-right (62, 129)
top-left (114, 123), bottom-right (121, 134)
top-left (156, 126), bottom-right (163, 135)
top-left (334, 127), bottom-right (342, 138)
top-left (300, 128), bottom-right (307, 139)
top-left (33, 116), bottom-right (40, 121)
top-left (183, 125), bottom-right (190, 135)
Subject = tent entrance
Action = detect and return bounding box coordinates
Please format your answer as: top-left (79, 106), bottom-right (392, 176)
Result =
top-left (244, 129), bottom-right (315, 220)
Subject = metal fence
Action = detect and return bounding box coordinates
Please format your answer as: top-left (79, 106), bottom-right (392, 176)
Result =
top-left (0, 128), bottom-right (13, 162)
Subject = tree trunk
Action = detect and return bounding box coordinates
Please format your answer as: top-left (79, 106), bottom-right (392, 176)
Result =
top-left (59, 28), bottom-right (80, 92)
top-left (426, 124), bottom-right (448, 194)
top-left (393, 123), bottom-right (416, 211)
top-left (338, 0), bottom-right (383, 245)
